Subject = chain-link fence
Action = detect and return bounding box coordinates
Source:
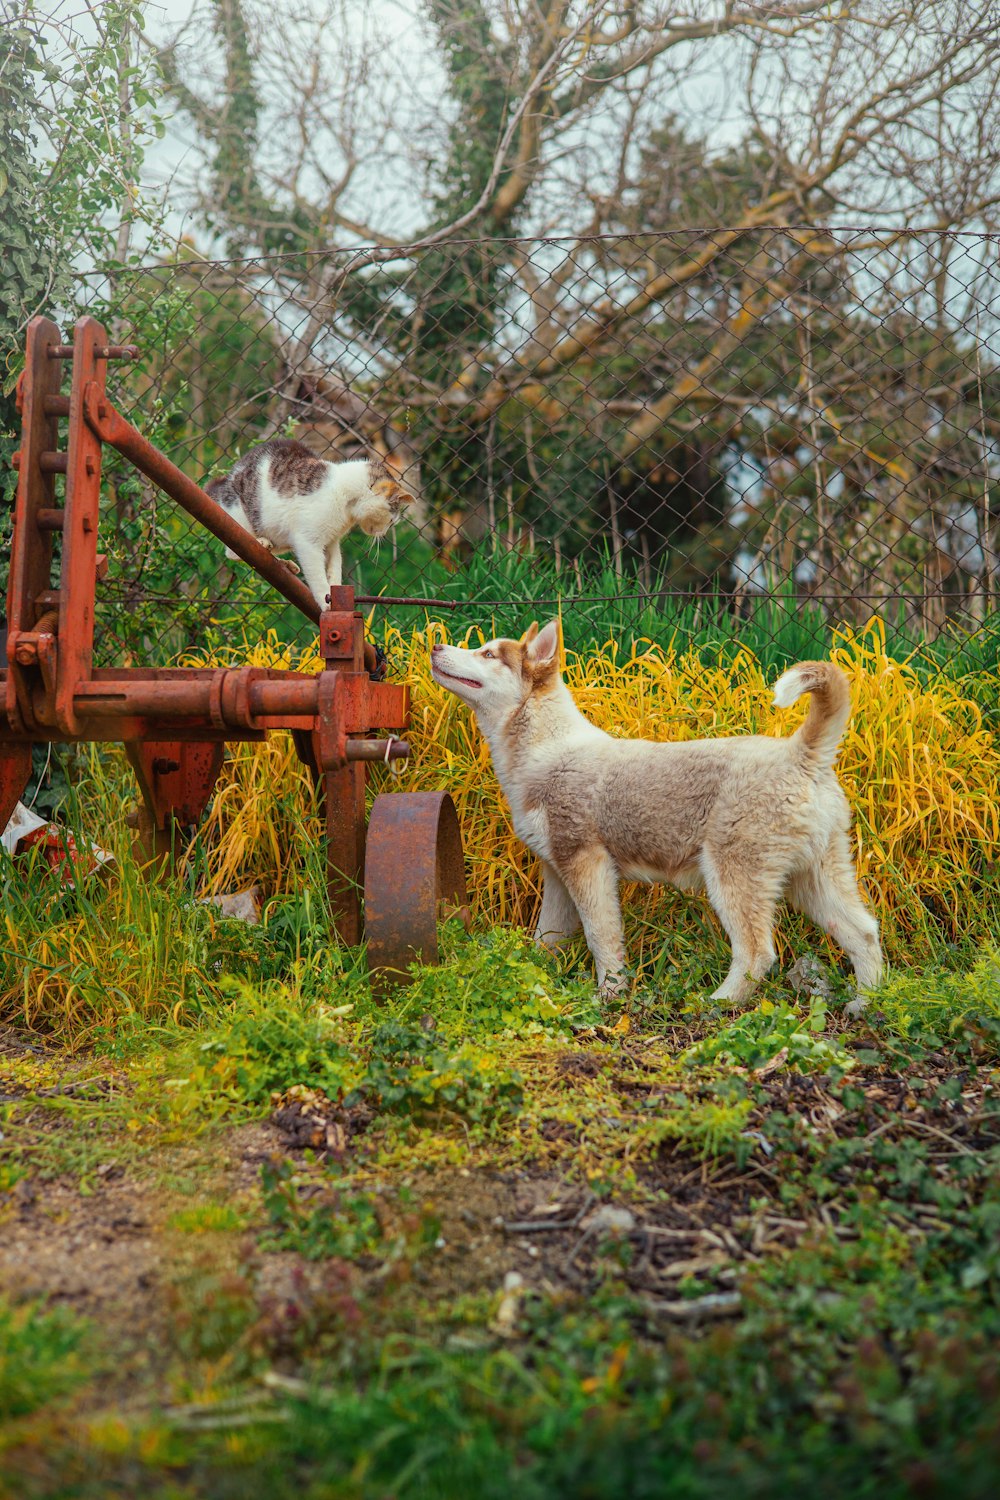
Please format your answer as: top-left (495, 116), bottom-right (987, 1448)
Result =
top-left (70, 227), bottom-right (1000, 663)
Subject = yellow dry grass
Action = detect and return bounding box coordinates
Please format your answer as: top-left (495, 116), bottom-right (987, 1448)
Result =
top-left (185, 619), bottom-right (999, 964)
top-left (2, 617), bottom-right (996, 1041)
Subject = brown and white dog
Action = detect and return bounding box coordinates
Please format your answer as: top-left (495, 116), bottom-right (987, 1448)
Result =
top-left (430, 621), bottom-right (883, 1007)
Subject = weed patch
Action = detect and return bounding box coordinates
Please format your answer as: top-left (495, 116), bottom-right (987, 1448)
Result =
top-left (387, 928), bottom-right (598, 1040)
top-left (872, 944), bottom-right (1000, 1048)
top-left (682, 996), bottom-right (856, 1073)
top-left (0, 1296), bottom-right (90, 1420)
top-left (194, 979), bottom-right (360, 1107)
top-left (260, 1157), bottom-right (440, 1266)
top-left (167, 1203), bottom-right (250, 1234)
top-left (358, 1020), bottom-right (523, 1127)
top-left (634, 1088), bottom-right (755, 1163)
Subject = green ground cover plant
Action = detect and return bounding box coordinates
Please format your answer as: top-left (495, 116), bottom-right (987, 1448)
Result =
top-left (0, 1298), bottom-right (90, 1423)
top-left (1, 901), bottom-right (999, 1496)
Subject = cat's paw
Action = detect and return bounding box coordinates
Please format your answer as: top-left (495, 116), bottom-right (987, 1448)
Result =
top-left (253, 535), bottom-right (275, 552)
top-left (282, 559), bottom-right (302, 574)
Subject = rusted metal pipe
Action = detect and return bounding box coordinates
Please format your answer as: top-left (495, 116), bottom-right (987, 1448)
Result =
top-left (82, 390), bottom-right (322, 625)
top-left (344, 738), bottom-right (410, 761)
top-left (69, 672), bottom-right (322, 722)
top-left (45, 672), bottom-right (409, 729)
top-left (61, 681), bottom-right (223, 718)
top-left (249, 677), bottom-right (322, 717)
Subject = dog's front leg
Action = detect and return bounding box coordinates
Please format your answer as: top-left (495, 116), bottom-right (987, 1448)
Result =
top-left (534, 862), bottom-right (582, 951)
top-left (558, 849), bottom-right (627, 997)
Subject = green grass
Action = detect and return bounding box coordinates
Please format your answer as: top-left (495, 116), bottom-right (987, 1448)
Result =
top-left (366, 547), bottom-right (1000, 679)
top-left (2, 914), bottom-right (1000, 1495)
top-left (0, 1297), bottom-right (90, 1422)
top-left (114, 538), bottom-right (1000, 682)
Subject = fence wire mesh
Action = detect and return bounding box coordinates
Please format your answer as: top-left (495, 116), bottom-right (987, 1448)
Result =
top-left (69, 226), bottom-right (1000, 663)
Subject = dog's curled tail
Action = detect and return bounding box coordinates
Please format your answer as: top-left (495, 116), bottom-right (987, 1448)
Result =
top-left (772, 660), bottom-right (852, 768)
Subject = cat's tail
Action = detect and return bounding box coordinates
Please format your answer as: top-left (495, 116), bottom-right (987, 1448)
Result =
top-left (772, 661), bottom-right (852, 770)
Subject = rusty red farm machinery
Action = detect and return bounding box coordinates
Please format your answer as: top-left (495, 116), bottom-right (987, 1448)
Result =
top-left (1, 315), bottom-right (467, 981)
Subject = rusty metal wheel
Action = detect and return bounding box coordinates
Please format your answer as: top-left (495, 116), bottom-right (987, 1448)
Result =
top-left (364, 791), bottom-right (468, 989)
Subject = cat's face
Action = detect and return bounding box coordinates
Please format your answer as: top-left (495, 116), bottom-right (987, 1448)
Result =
top-left (355, 479), bottom-right (415, 536)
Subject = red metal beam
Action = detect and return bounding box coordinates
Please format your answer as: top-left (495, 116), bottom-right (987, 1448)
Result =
top-left (6, 316), bottom-right (62, 734)
top-left (56, 317), bottom-right (107, 734)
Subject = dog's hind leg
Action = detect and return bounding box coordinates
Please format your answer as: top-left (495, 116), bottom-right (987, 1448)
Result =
top-left (557, 849), bottom-right (627, 996)
top-left (788, 831), bottom-right (883, 997)
top-left (534, 862), bottom-right (582, 951)
top-left (701, 851), bottom-right (779, 1007)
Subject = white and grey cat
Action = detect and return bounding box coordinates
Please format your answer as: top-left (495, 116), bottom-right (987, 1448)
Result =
top-left (204, 439), bottom-right (414, 607)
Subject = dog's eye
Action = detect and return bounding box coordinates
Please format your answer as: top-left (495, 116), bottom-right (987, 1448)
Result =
top-left (481, 649), bottom-right (495, 659)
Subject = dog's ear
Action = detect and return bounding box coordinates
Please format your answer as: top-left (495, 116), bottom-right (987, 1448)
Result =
top-left (526, 619), bottom-right (559, 665)
top-left (522, 621), bottom-right (539, 645)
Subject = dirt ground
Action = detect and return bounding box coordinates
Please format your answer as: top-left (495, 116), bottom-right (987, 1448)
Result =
top-left (4, 1007), bottom-right (998, 1463)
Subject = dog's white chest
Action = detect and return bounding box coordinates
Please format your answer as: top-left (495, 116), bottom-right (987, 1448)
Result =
top-left (510, 801), bottom-right (552, 861)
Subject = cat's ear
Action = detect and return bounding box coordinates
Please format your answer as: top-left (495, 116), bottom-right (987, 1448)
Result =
top-left (526, 619), bottom-right (559, 665)
top-left (395, 487), bottom-right (416, 508)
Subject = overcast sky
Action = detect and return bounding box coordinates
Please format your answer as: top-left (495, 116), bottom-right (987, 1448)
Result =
top-left (139, 0), bottom-right (453, 246)
top-left (132, 0), bottom-right (746, 254)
